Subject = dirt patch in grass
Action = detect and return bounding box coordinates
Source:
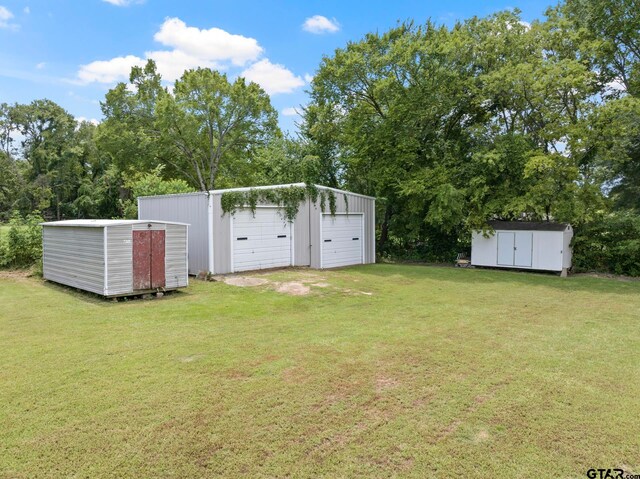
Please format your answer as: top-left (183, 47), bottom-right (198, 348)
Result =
top-left (223, 277), bottom-right (269, 287)
top-left (276, 282), bottom-right (310, 296)
top-left (375, 376), bottom-right (400, 393)
top-left (0, 269), bottom-right (31, 280)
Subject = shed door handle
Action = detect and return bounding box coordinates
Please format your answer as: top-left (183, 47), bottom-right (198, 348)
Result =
top-left (324, 239), bottom-right (332, 242)
top-left (277, 235), bottom-right (287, 238)
top-left (352, 237), bottom-right (359, 241)
top-left (237, 237), bottom-right (248, 241)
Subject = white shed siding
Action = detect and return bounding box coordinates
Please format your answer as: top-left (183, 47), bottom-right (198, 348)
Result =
top-left (532, 231), bottom-right (563, 271)
top-left (165, 224), bottom-right (189, 288)
top-left (471, 225), bottom-right (573, 272)
top-left (104, 225), bottom-right (133, 296)
top-left (138, 193), bottom-right (208, 275)
top-left (42, 226), bottom-right (105, 295)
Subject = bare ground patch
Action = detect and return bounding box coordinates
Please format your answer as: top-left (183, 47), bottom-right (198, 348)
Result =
top-left (223, 277), bottom-right (269, 287)
top-left (275, 282), bottom-right (310, 296)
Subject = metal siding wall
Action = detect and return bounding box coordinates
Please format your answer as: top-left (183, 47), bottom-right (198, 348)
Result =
top-left (42, 226), bottom-right (105, 295)
top-left (105, 225), bottom-right (133, 296)
top-left (294, 198), bottom-right (311, 266)
top-left (138, 193), bottom-right (208, 275)
top-left (211, 193), bottom-right (232, 274)
top-left (165, 224), bottom-right (189, 288)
top-left (310, 191), bottom-right (376, 267)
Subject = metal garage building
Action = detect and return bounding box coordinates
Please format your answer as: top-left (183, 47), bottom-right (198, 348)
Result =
top-left (41, 220), bottom-right (189, 297)
top-left (471, 221), bottom-right (573, 273)
top-left (138, 183), bottom-right (376, 275)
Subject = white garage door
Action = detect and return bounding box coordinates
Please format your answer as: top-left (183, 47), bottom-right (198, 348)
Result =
top-left (232, 208), bottom-right (292, 272)
top-left (322, 214), bottom-right (363, 268)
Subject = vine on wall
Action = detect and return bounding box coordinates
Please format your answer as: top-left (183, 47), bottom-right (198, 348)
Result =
top-left (220, 185), bottom-right (348, 221)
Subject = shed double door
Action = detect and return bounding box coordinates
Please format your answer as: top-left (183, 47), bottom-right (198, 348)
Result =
top-left (497, 232), bottom-right (532, 267)
top-left (133, 230), bottom-right (166, 290)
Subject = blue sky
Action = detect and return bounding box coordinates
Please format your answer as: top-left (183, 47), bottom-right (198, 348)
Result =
top-left (0, 0), bottom-right (555, 133)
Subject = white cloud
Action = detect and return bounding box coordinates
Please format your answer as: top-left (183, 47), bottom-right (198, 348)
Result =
top-left (77, 55), bottom-right (144, 84)
top-left (102, 0), bottom-right (143, 6)
top-left (304, 73), bottom-right (313, 83)
top-left (606, 78), bottom-right (626, 92)
top-left (241, 59), bottom-right (304, 95)
top-left (302, 15), bottom-right (339, 34)
top-left (23, 6), bottom-right (30, 14)
top-left (282, 107), bottom-right (299, 116)
top-left (154, 17), bottom-right (262, 66)
top-left (0, 5), bottom-right (17, 29)
top-left (146, 49), bottom-right (220, 82)
top-left (36, 62), bottom-right (46, 70)
top-left (76, 117), bottom-right (100, 126)
top-left (75, 18), bottom-right (304, 96)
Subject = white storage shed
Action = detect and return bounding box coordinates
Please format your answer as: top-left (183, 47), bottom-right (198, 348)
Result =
top-left (138, 183), bottom-right (376, 275)
top-left (471, 221), bottom-right (573, 273)
top-left (41, 220), bottom-right (189, 297)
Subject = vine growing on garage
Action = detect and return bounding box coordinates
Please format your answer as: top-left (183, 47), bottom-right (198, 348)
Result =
top-left (220, 185), bottom-right (348, 221)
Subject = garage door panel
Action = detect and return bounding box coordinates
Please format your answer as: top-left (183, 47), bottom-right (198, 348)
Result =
top-left (232, 208), bottom-right (292, 272)
top-left (322, 214), bottom-right (363, 268)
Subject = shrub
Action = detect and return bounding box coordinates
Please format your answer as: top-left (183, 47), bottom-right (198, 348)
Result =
top-left (572, 212), bottom-right (640, 276)
top-left (0, 211), bottom-right (44, 269)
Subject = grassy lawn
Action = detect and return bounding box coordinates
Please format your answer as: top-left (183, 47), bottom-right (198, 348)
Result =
top-left (1, 265), bottom-right (639, 478)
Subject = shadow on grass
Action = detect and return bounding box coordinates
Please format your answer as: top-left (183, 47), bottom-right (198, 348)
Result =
top-left (349, 263), bottom-right (640, 297)
top-left (41, 279), bottom-right (192, 306)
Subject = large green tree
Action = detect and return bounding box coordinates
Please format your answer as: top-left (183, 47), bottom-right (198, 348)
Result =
top-left (156, 68), bottom-right (279, 191)
top-left (304, 10), bottom-right (607, 258)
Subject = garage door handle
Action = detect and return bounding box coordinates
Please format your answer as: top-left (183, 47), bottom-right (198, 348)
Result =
top-left (277, 235), bottom-right (287, 238)
top-left (324, 239), bottom-right (332, 242)
top-left (237, 237), bottom-right (248, 241)
top-left (352, 237), bottom-right (359, 240)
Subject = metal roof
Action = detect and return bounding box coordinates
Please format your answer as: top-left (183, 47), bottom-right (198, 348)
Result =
top-left (40, 219), bottom-right (189, 227)
top-left (488, 220), bottom-right (570, 232)
top-left (137, 183), bottom-right (376, 201)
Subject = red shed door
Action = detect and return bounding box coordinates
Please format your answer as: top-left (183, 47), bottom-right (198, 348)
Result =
top-left (132, 229), bottom-right (166, 290)
top-left (150, 230), bottom-right (165, 288)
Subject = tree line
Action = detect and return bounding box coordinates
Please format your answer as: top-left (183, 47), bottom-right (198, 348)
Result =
top-left (1, 0), bottom-right (639, 274)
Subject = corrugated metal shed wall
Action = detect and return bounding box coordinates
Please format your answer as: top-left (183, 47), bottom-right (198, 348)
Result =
top-left (138, 193), bottom-right (208, 275)
top-left (105, 224), bottom-right (133, 296)
top-left (294, 198), bottom-right (311, 266)
top-left (42, 226), bottom-right (105, 295)
top-left (310, 191), bottom-right (376, 268)
top-left (211, 193), bottom-right (232, 274)
top-left (165, 224), bottom-right (189, 288)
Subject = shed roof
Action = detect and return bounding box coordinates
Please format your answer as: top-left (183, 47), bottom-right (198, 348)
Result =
top-left (137, 183), bottom-right (376, 201)
top-left (488, 220), bottom-right (570, 232)
top-left (40, 219), bottom-right (188, 228)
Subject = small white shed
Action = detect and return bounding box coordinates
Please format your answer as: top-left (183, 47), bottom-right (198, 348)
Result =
top-left (41, 220), bottom-right (189, 297)
top-left (471, 221), bottom-right (573, 273)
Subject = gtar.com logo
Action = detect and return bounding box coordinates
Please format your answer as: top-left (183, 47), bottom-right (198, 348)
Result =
top-left (586, 469), bottom-right (623, 479)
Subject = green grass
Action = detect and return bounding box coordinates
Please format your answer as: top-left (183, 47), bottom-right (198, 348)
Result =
top-left (1, 265), bottom-right (639, 478)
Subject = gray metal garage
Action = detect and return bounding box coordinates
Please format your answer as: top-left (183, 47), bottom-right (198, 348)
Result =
top-left (138, 183), bottom-right (376, 275)
top-left (41, 219), bottom-right (189, 297)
